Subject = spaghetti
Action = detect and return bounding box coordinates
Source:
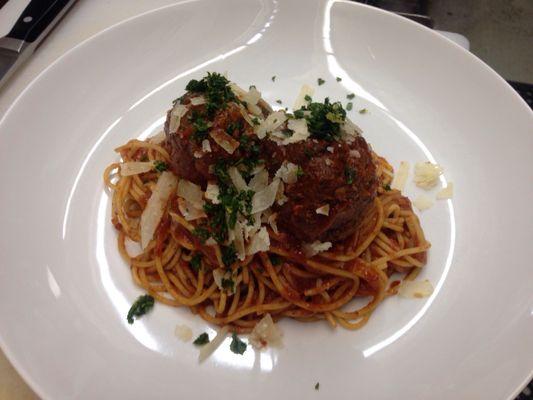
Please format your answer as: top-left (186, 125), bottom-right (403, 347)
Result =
top-left (104, 139), bottom-right (430, 333)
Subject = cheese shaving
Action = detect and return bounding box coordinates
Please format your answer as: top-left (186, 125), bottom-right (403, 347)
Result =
top-left (436, 182), bottom-right (454, 200)
top-left (120, 161), bottom-right (154, 176)
top-left (292, 84), bottom-right (315, 110)
top-left (205, 183), bottom-right (220, 204)
top-left (198, 326), bottom-right (229, 363)
top-left (140, 171), bottom-right (177, 249)
top-left (251, 179), bottom-right (280, 214)
top-left (189, 96), bottom-right (206, 106)
top-left (175, 324), bottom-right (193, 342)
top-left (274, 161), bottom-right (299, 184)
top-left (209, 130), bottom-right (240, 154)
top-left (391, 161), bottom-right (410, 191)
top-left (168, 104), bottom-right (188, 133)
top-left (201, 139), bottom-right (212, 153)
top-left (256, 111), bottom-right (287, 139)
top-left (228, 167), bottom-right (248, 191)
top-left (249, 314), bottom-right (283, 349)
top-left (413, 194), bottom-right (434, 211)
top-left (316, 204), bottom-right (330, 216)
top-left (413, 162), bottom-right (443, 189)
top-left (246, 226), bottom-right (270, 255)
top-left (177, 179), bottom-right (204, 207)
top-left (397, 279), bottom-right (434, 298)
top-left (302, 241), bottom-right (332, 257)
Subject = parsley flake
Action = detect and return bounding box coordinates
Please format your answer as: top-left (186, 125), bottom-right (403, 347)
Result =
top-left (315, 382), bottom-right (320, 390)
top-left (193, 332), bottom-right (210, 346)
top-left (190, 253), bottom-right (202, 271)
top-left (336, 77), bottom-right (342, 82)
top-left (153, 160), bottom-right (168, 172)
top-left (384, 184), bottom-right (391, 191)
top-left (271, 75), bottom-right (276, 82)
top-left (192, 226), bottom-right (210, 243)
top-left (296, 166), bottom-right (304, 178)
top-left (346, 102), bottom-right (353, 111)
top-left (295, 98), bottom-right (346, 142)
top-left (347, 93), bottom-right (355, 100)
top-left (359, 108), bottom-right (368, 114)
top-left (345, 166), bottom-right (356, 185)
top-left (127, 295), bottom-right (154, 324)
top-left (317, 78), bottom-right (325, 86)
top-left (230, 333), bottom-right (247, 355)
top-left (221, 244), bottom-right (237, 267)
top-left (276, 99), bottom-right (283, 104)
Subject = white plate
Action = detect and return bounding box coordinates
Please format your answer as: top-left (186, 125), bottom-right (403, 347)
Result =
top-left (0, 1), bottom-right (532, 399)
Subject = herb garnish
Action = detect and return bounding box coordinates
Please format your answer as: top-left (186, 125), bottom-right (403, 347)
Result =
top-left (346, 102), bottom-right (353, 111)
top-left (127, 295), bottom-right (154, 324)
top-left (296, 166), bottom-right (304, 178)
top-left (192, 226), bottom-right (210, 243)
top-left (230, 333), bottom-right (247, 355)
top-left (221, 244), bottom-right (238, 267)
top-left (384, 184), bottom-right (391, 191)
top-left (345, 166), bottom-right (356, 184)
top-left (153, 160), bottom-right (168, 172)
top-left (276, 99), bottom-right (282, 104)
top-left (271, 75), bottom-right (276, 82)
top-left (193, 332), bottom-right (210, 346)
top-left (190, 252), bottom-right (202, 271)
top-left (336, 77), bottom-right (342, 82)
top-left (315, 382), bottom-right (320, 390)
top-left (270, 254), bottom-right (282, 266)
top-left (304, 94), bottom-right (312, 102)
top-left (317, 78), bottom-right (325, 86)
top-left (347, 93), bottom-right (355, 100)
top-left (185, 72), bottom-right (237, 116)
top-left (295, 98), bottom-right (346, 142)
top-left (359, 108), bottom-right (368, 114)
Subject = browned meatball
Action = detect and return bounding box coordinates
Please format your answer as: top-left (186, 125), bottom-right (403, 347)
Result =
top-left (262, 136), bottom-right (377, 243)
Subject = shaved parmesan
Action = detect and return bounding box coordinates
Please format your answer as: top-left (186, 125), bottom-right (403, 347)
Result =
top-left (249, 314), bottom-right (283, 349)
top-left (276, 180), bottom-right (288, 205)
top-left (175, 324), bottom-right (193, 342)
top-left (437, 182), bottom-right (454, 200)
top-left (282, 118), bottom-right (309, 144)
top-left (124, 237), bottom-right (143, 257)
top-left (177, 179), bottom-right (204, 207)
top-left (249, 169), bottom-right (269, 192)
top-left (230, 83), bottom-right (262, 115)
top-left (326, 146), bottom-right (334, 153)
top-left (349, 149), bottom-right (361, 158)
top-left (267, 212), bottom-right (279, 234)
top-left (251, 179), bottom-right (280, 214)
top-left (120, 161), bottom-right (154, 176)
top-left (149, 131), bottom-right (166, 144)
top-left (391, 161), bottom-right (410, 191)
top-left (178, 197), bottom-right (206, 221)
top-left (275, 161), bottom-right (299, 184)
top-left (414, 162), bottom-right (443, 189)
top-left (293, 84), bottom-right (315, 110)
top-left (246, 226), bottom-right (270, 255)
top-left (233, 221), bottom-right (246, 261)
top-left (205, 183), bottom-right (220, 204)
top-left (316, 204), bottom-right (330, 216)
top-left (198, 326), bottom-right (229, 363)
top-left (302, 241), bottom-right (332, 257)
top-left (325, 158), bottom-right (333, 166)
top-left (256, 111), bottom-right (287, 139)
top-left (341, 118), bottom-right (363, 137)
top-left (190, 96), bottom-right (206, 106)
top-left (202, 139), bottom-right (212, 153)
top-left (140, 171), bottom-right (177, 249)
top-left (243, 212), bottom-right (261, 241)
top-left (238, 106), bottom-right (256, 127)
top-left (169, 104), bottom-right (188, 133)
top-left (228, 167), bottom-right (248, 191)
top-left (398, 279), bottom-right (434, 298)
top-left (209, 130), bottom-right (240, 154)
top-left (413, 194), bottom-right (434, 211)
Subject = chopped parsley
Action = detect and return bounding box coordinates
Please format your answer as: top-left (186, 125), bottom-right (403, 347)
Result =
top-left (185, 72), bottom-right (237, 116)
top-left (191, 115), bottom-right (211, 142)
top-left (221, 276), bottom-right (235, 291)
top-left (153, 160), bottom-right (168, 172)
top-left (384, 183), bottom-right (391, 191)
top-left (346, 102), bottom-right (353, 111)
top-left (304, 94), bottom-right (312, 102)
top-left (221, 244), bottom-right (237, 267)
top-left (336, 77), bottom-right (342, 82)
top-left (347, 93), bottom-right (355, 100)
top-left (359, 108), bottom-right (368, 114)
top-left (276, 99), bottom-right (282, 104)
top-left (251, 117), bottom-right (260, 126)
top-left (270, 254), bottom-right (282, 266)
top-left (126, 295), bottom-right (154, 324)
top-left (192, 226), bottom-right (210, 243)
top-left (315, 382), bottom-right (320, 390)
top-left (296, 97), bottom-right (346, 142)
top-left (317, 78), bottom-right (325, 86)
top-left (193, 332), bottom-right (210, 346)
top-left (230, 333), bottom-right (247, 355)
top-left (190, 252), bottom-right (202, 271)
top-left (271, 75), bottom-right (276, 82)
top-left (296, 165), bottom-right (304, 178)
top-left (345, 166), bottom-right (356, 184)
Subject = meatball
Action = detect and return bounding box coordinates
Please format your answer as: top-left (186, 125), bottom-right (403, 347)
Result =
top-left (166, 93), bottom-right (377, 244)
top-left (263, 137), bottom-right (377, 243)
